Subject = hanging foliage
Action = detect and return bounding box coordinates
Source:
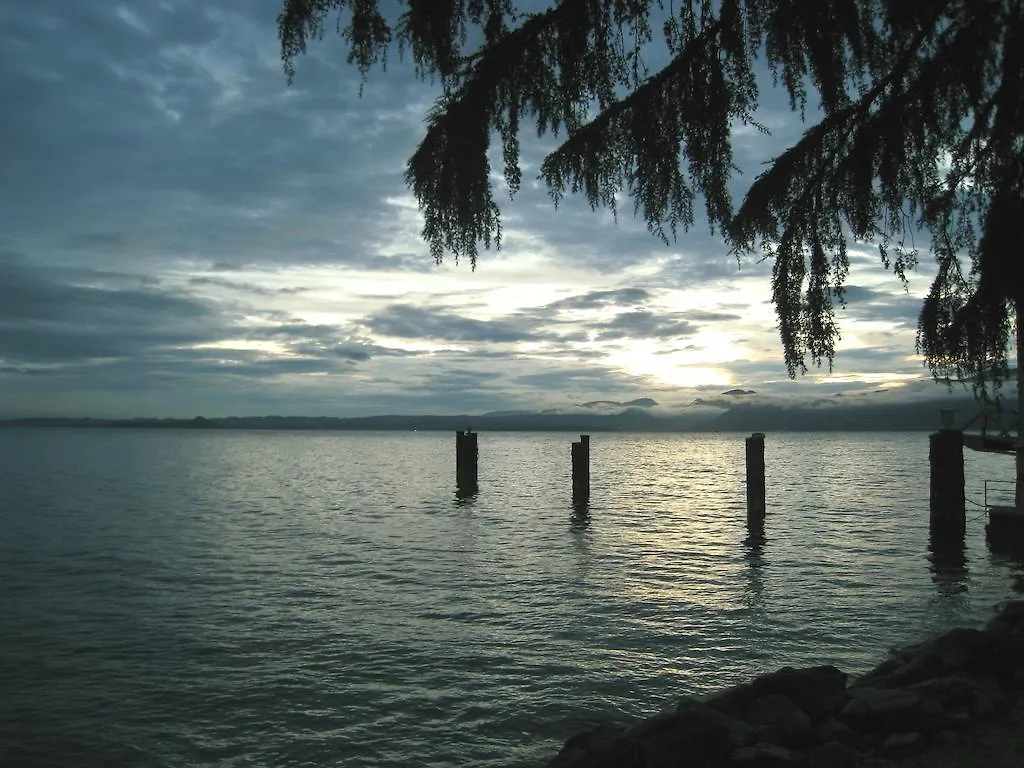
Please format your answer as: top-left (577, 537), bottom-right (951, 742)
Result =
top-left (279, 0), bottom-right (1024, 396)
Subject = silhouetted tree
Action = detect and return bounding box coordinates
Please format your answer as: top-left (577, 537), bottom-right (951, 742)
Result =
top-left (278, 2), bottom-right (1023, 462)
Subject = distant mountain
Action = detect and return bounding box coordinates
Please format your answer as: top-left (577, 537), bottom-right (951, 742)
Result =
top-left (1, 396), bottom-right (1010, 432)
top-left (705, 397), bottom-right (1007, 432)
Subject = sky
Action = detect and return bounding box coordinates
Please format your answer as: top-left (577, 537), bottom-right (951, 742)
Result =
top-left (0, 0), bottom-right (964, 419)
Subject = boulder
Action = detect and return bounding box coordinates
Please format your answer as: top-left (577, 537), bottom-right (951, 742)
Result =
top-left (841, 687), bottom-right (924, 733)
top-left (915, 696), bottom-right (946, 733)
top-left (557, 724), bottom-right (626, 754)
top-left (879, 732), bottom-right (922, 756)
top-left (944, 711), bottom-right (975, 733)
top-left (898, 628), bottom-right (1018, 683)
top-left (806, 740), bottom-right (858, 768)
top-left (904, 673), bottom-right (976, 708)
top-left (750, 666), bottom-right (848, 722)
top-left (676, 697), bottom-right (757, 749)
top-left (933, 729), bottom-right (961, 747)
top-left (811, 717), bottom-right (858, 745)
top-left (632, 699), bottom-right (751, 768)
top-left (855, 624), bottom-right (1023, 690)
top-left (728, 741), bottom-right (798, 767)
top-left (546, 724), bottom-right (635, 768)
top-left (705, 683), bottom-right (759, 720)
top-left (852, 657), bottom-right (903, 688)
top-left (968, 685), bottom-right (1009, 721)
top-left (855, 733), bottom-right (881, 752)
top-left (745, 694), bottom-right (814, 748)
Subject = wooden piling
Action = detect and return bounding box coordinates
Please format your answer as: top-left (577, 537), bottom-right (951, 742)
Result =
top-left (456, 429), bottom-right (478, 493)
top-left (745, 432), bottom-right (766, 528)
top-left (572, 434), bottom-right (590, 504)
top-left (929, 425), bottom-right (965, 535)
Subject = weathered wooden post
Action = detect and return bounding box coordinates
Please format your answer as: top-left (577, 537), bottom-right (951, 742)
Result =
top-left (456, 429), bottom-right (479, 493)
top-left (572, 434), bottom-right (590, 504)
top-left (745, 432), bottom-right (766, 529)
top-left (929, 409), bottom-right (965, 535)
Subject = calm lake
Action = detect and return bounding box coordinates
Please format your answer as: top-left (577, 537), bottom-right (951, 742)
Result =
top-left (1, 428), bottom-right (1021, 767)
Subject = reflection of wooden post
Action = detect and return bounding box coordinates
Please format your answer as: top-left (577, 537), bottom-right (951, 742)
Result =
top-left (929, 424), bottom-right (964, 535)
top-left (572, 434), bottom-right (590, 504)
top-left (745, 432), bottom-right (766, 528)
top-left (456, 430), bottom-right (478, 493)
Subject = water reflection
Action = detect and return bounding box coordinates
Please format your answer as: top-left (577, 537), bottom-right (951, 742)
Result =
top-left (928, 527), bottom-right (968, 597)
top-left (453, 487), bottom-right (478, 507)
top-left (743, 529), bottom-right (766, 609)
top-left (568, 503), bottom-right (592, 584)
top-left (570, 501), bottom-right (590, 531)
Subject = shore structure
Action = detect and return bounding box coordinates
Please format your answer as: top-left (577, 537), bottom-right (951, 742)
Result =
top-left (545, 601), bottom-right (1024, 768)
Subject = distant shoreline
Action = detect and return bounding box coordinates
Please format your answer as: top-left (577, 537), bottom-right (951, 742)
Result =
top-left (0, 415), bottom-right (982, 434)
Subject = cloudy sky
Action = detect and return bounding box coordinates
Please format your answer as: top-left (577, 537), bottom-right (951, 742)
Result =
top-left (0, 0), bottom-right (958, 419)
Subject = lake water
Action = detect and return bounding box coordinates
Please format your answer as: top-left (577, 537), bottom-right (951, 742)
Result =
top-left (1, 428), bottom-right (1021, 767)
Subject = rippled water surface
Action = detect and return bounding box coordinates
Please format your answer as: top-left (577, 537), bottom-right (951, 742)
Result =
top-left (1, 428), bottom-right (1022, 767)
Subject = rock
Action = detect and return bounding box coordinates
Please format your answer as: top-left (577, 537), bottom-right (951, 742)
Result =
top-left (857, 626), bottom-right (1022, 690)
top-left (880, 732), bottom-right (922, 756)
top-left (944, 710), bottom-right (975, 733)
top-left (806, 740), bottom-right (857, 768)
top-left (837, 695), bottom-right (868, 725)
top-left (855, 733), bottom-right (881, 752)
top-left (851, 657), bottom-right (903, 688)
top-left (934, 729), bottom-right (960, 747)
top-left (842, 687), bottom-right (923, 733)
top-left (557, 724), bottom-right (626, 755)
top-left (746, 694), bottom-right (814, 747)
top-left (904, 674), bottom-right (975, 708)
top-left (729, 741), bottom-right (797, 767)
top-left (547, 699), bottom-right (755, 768)
top-left (705, 683), bottom-right (759, 720)
top-left (968, 686), bottom-right (1008, 721)
top-left (915, 696), bottom-right (945, 733)
top-left (628, 700), bottom-right (745, 768)
top-left (676, 697), bottom-right (756, 749)
top-left (812, 717), bottom-right (857, 745)
top-left (1014, 669), bottom-right (1024, 688)
top-left (546, 725), bottom-right (636, 768)
top-left (900, 628), bottom-right (1018, 682)
top-left (751, 666), bottom-right (848, 722)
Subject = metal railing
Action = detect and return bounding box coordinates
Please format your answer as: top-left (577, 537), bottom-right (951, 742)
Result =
top-left (984, 479), bottom-right (1016, 509)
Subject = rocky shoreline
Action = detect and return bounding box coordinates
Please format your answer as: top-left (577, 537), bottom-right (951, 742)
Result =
top-left (545, 600), bottom-right (1024, 768)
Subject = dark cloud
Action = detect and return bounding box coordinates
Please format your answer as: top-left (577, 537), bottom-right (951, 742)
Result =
top-left (512, 365), bottom-right (651, 395)
top-left (592, 311), bottom-right (698, 341)
top-left (544, 288), bottom-right (651, 310)
top-left (0, 252), bottom-right (229, 363)
top-left (0, 0), bottom-right (433, 271)
top-left (366, 304), bottom-right (540, 344)
top-left (188, 276), bottom-right (307, 296)
top-left (685, 310), bottom-right (743, 323)
top-left (837, 285), bottom-right (922, 327)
